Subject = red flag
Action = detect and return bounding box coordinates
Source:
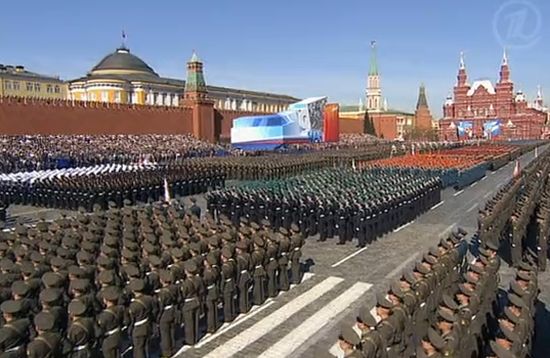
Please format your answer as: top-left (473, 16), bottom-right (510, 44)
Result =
top-left (513, 160), bottom-right (521, 178)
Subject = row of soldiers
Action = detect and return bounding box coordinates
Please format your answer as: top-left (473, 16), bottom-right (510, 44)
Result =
top-left (479, 146), bottom-right (550, 270)
top-left (335, 231), bottom-right (539, 358)
top-left (0, 163), bottom-right (225, 212)
top-left (207, 168), bottom-right (441, 246)
top-left (0, 199), bottom-right (305, 357)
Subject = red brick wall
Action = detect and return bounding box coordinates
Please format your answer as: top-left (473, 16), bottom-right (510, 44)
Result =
top-left (0, 97), bottom-right (194, 135)
top-left (340, 117), bottom-right (364, 134)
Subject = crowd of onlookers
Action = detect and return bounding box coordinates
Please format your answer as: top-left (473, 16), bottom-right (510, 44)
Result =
top-left (0, 135), bottom-right (240, 173)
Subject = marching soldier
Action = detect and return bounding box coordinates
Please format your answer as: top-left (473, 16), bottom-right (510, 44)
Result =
top-left (156, 270), bottom-right (178, 357)
top-left (66, 299), bottom-right (100, 358)
top-left (0, 300), bottom-right (34, 357)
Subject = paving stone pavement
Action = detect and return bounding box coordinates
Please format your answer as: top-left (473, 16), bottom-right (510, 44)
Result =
top-left (5, 147), bottom-right (550, 357)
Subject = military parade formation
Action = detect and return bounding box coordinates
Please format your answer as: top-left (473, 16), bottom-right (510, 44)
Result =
top-left (207, 168), bottom-right (441, 246)
top-left (0, 133), bottom-right (547, 357)
top-left (0, 199), bottom-right (305, 357)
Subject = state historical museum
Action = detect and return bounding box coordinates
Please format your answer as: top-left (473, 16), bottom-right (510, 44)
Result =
top-left (439, 51), bottom-right (548, 140)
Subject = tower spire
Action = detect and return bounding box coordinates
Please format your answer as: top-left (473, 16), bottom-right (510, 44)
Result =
top-left (121, 30), bottom-right (128, 50)
top-left (502, 48), bottom-right (508, 66)
top-left (369, 41), bottom-right (378, 76)
top-left (416, 83), bottom-right (428, 109)
top-left (459, 51), bottom-right (465, 70)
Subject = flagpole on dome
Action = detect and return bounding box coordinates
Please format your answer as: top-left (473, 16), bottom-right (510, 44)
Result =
top-left (121, 30), bottom-right (128, 50)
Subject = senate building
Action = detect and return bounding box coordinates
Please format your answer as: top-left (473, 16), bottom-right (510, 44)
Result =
top-left (68, 43), bottom-right (299, 113)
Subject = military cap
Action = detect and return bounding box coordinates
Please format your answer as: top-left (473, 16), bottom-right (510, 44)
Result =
top-left (98, 270), bottom-right (115, 285)
top-left (68, 300), bottom-right (87, 316)
top-left (516, 271), bottom-right (532, 281)
top-left (290, 224), bottom-right (300, 233)
top-left (20, 261), bottom-right (35, 275)
top-left (171, 248), bottom-right (185, 260)
top-left (39, 288), bottom-right (61, 304)
top-left (357, 306), bottom-right (377, 327)
top-left (50, 256), bottom-right (66, 269)
top-left (502, 307), bottom-right (519, 324)
top-left (68, 265), bottom-right (86, 278)
top-left (478, 247), bottom-right (490, 258)
top-left (339, 325), bottom-right (361, 346)
top-left (189, 242), bottom-right (201, 253)
top-left (15, 226), bottom-right (27, 235)
top-left (254, 237), bottom-right (265, 247)
top-left (124, 264), bottom-right (141, 278)
top-left (376, 292), bottom-right (393, 309)
top-left (221, 232), bottom-right (233, 242)
top-left (485, 240), bottom-right (499, 251)
top-left (439, 238), bottom-right (452, 250)
top-left (260, 219), bottom-right (271, 227)
top-left (489, 340), bottom-right (516, 358)
top-left (458, 283), bottom-right (474, 297)
top-left (518, 261), bottom-right (535, 272)
top-left (148, 255), bottom-right (162, 268)
top-left (13, 246), bottom-right (27, 258)
top-left (389, 281), bottom-right (404, 298)
top-left (1, 300), bottom-right (22, 314)
top-left (236, 240), bottom-right (248, 251)
top-left (437, 308), bottom-right (456, 323)
top-left (428, 247), bottom-right (441, 258)
top-left (448, 233), bottom-right (461, 245)
top-left (441, 294), bottom-right (459, 310)
top-left (469, 264), bottom-right (484, 275)
top-left (250, 222), bottom-right (260, 230)
top-left (240, 217), bottom-right (249, 226)
top-left (34, 311), bottom-right (55, 331)
top-left (184, 260), bottom-right (198, 275)
top-left (415, 262), bottom-right (430, 274)
top-left (509, 281), bottom-right (526, 297)
top-left (129, 278), bottom-right (146, 293)
top-left (104, 236), bottom-right (119, 248)
top-left (423, 253), bottom-right (437, 265)
top-left (206, 253), bottom-right (218, 266)
top-left (221, 247), bottom-right (233, 259)
top-left (42, 272), bottom-right (63, 288)
top-left (97, 256), bottom-right (115, 269)
top-left (159, 269), bottom-right (173, 283)
top-left (507, 293), bottom-right (526, 308)
top-left (427, 327), bottom-right (446, 350)
top-left (72, 279), bottom-right (90, 292)
top-left (190, 197), bottom-right (197, 203)
top-left (498, 324), bottom-right (519, 342)
top-left (102, 286), bottom-right (121, 302)
top-left (0, 242), bottom-right (8, 251)
top-left (11, 280), bottom-right (30, 296)
top-left (76, 251), bottom-right (93, 264)
top-left (403, 270), bottom-right (417, 285)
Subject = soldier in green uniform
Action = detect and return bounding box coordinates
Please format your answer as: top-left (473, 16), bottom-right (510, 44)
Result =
top-left (128, 279), bottom-right (157, 358)
top-left (97, 287), bottom-right (127, 358)
top-left (0, 300), bottom-right (33, 357)
top-left (27, 312), bottom-right (70, 358)
top-left (156, 270), bottom-right (178, 357)
top-left (356, 306), bottom-right (386, 358)
top-left (220, 247), bottom-right (236, 323)
top-left (66, 299), bottom-right (100, 358)
top-left (337, 325), bottom-right (364, 358)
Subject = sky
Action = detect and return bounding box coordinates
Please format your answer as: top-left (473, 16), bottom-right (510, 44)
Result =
top-left (1, 0), bottom-right (549, 117)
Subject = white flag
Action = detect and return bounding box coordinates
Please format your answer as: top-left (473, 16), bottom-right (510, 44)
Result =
top-left (163, 178), bottom-right (171, 202)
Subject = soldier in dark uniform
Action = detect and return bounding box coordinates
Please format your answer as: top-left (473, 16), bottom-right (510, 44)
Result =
top-left (251, 236), bottom-right (267, 305)
top-left (97, 287), bottom-right (127, 358)
top-left (277, 231), bottom-right (291, 292)
top-left (0, 300), bottom-right (34, 357)
top-left (356, 306), bottom-right (386, 358)
top-left (66, 299), bottom-right (100, 358)
top-left (128, 279), bottom-right (157, 358)
top-left (180, 261), bottom-right (200, 345)
top-left (289, 224), bottom-right (304, 285)
top-left (156, 270), bottom-right (178, 357)
top-left (235, 240), bottom-right (252, 313)
top-left (265, 233), bottom-right (279, 298)
top-left (27, 312), bottom-right (70, 358)
top-left (220, 247), bottom-right (236, 323)
top-left (203, 253), bottom-right (220, 333)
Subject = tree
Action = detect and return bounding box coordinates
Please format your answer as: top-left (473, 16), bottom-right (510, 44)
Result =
top-left (363, 110), bottom-right (376, 136)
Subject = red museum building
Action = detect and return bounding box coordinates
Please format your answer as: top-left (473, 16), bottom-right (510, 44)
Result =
top-left (439, 51), bottom-right (548, 141)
